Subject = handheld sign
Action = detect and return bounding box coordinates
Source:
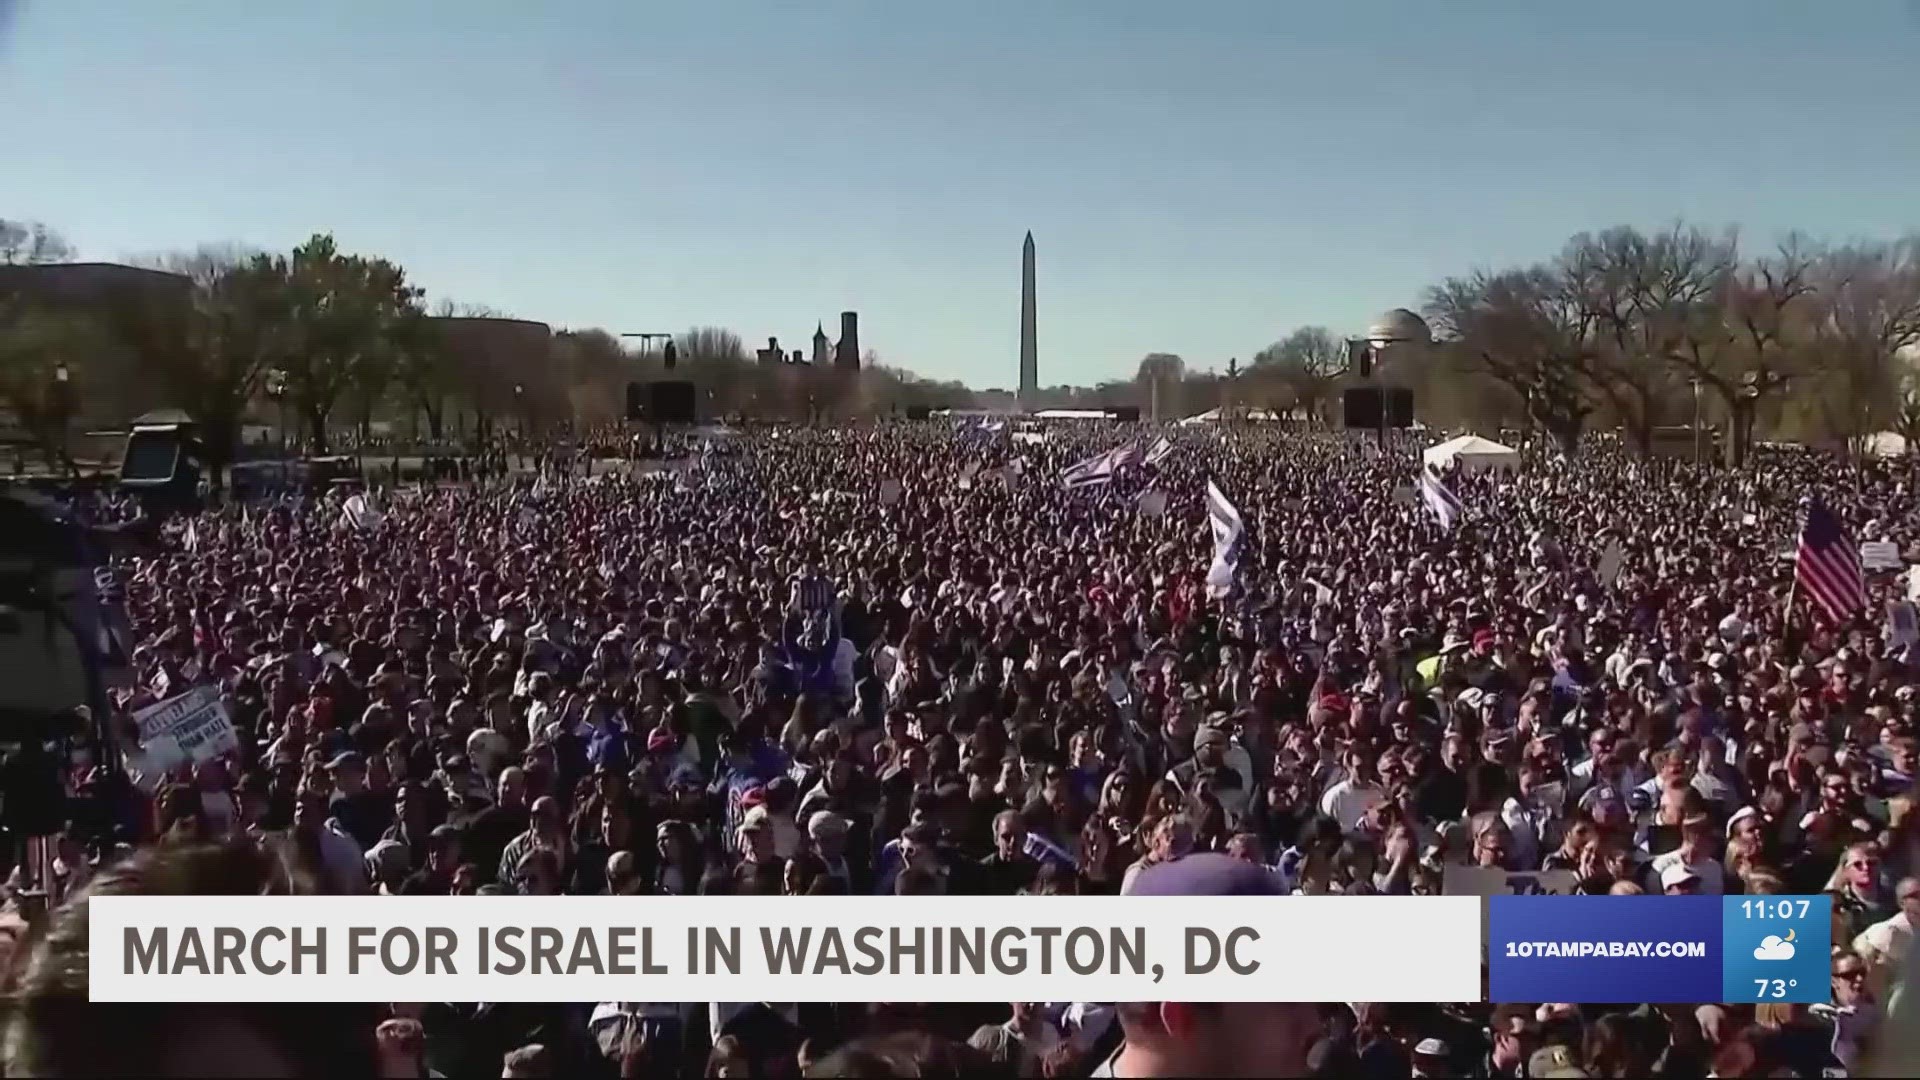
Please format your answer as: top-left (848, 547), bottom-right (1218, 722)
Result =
top-left (879, 480), bottom-right (904, 506)
top-left (1861, 541), bottom-right (1902, 571)
top-left (128, 686), bottom-right (238, 789)
top-left (1597, 539), bottom-right (1626, 588)
top-left (1445, 864), bottom-right (1580, 939)
top-left (1889, 601), bottom-right (1919, 650)
top-left (1137, 489), bottom-right (1168, 518)
top-left (1443, 865), bottom-right (1579, 898)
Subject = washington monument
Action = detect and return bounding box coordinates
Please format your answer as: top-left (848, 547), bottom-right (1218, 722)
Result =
top-left (1019, 231), bottom-right (1037, 400)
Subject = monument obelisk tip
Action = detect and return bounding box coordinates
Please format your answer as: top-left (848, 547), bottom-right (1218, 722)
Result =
top-left (1019, 231), bottom-right (1038, 403)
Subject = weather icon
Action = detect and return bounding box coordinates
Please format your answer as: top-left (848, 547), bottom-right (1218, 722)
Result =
top-left (1754, 930), bottom-right (1797, 961)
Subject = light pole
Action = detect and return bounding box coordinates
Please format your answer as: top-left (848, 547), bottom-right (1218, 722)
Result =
top-left (51, 361), bottom-right (73, 477)
top-left (266, 368), bottom-right (288, 457)
top-left (1360, 310), bottom-right (1433, 452)
top-left (1690, 378), bottom-right (1703, 464)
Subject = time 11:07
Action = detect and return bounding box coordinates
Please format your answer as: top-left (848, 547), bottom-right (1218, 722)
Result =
top-left (1741, 900), bottom-right (1811, 919)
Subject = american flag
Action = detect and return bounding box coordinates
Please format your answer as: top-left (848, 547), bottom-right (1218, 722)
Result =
top-left (1796, 499), bottom-right (1866, 624)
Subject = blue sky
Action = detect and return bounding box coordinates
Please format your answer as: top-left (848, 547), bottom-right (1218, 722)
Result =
top-left (4, 1), bottom-right (1918, 389)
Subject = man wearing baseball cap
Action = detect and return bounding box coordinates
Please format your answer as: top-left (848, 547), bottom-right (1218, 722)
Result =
top-left (1091, 851), bottom-right (1320, 1077)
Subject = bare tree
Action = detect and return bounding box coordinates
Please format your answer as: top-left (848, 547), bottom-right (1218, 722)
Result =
top-left (0, 219), bottom-right (74, 265)
top-left (1561, 224), bottom-right (1732, 452)
top-left (1251, 326), bottom-right (1343, 423)
top-left (126, 244), bottom-right (267, 288)
top-left (1425, 266), bottom-right (1599, 454)
top-left (1799, 238), bottom-right (1920, 451)
top-left (677, 326), bottom-right (746, 363)
top-left (1665, 233), bottom-right (1819, 466)
top-left (1892, 350), bottom-right (1920, 455)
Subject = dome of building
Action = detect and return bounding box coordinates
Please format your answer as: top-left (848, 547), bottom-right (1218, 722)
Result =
top-left (1367, 308), bottom-right (1431, 347)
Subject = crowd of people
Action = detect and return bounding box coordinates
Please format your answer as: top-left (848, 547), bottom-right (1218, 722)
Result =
top-left (2, 421), bottom-right (1918, 1078)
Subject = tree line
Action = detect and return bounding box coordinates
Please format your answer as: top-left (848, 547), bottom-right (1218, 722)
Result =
top-left (1071, 226), bottom-right (1920, 466)
top-left (7, 216), bottom-right (1917, 477)
top-left (1419, 224), bottom-right (1920, 465)
top-left (0, 220), bottom-right (975, 482)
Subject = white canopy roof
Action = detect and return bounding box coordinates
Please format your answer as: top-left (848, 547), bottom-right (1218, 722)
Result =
top-left (1423, 434), bottom-right (1519, 473)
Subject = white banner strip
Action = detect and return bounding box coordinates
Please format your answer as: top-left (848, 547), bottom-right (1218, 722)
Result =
top-left (90, 895), bottom-right (1482, 1003)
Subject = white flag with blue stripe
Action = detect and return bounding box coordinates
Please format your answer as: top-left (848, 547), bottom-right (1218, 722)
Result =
top-left (1205, 479), bottom-right (1244, 598)
top-left (1061, 446), bottom-right (1124, 490)
top-left (1418, 466), bottom-right (1462, 529)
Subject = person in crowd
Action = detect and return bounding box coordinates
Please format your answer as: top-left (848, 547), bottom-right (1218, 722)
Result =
top-left (12, 425), bottom-right (1920, 1078)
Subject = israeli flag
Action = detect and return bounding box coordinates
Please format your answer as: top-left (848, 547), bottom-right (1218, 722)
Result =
top-left (1205, 479), bottom-right (1244, 598)
top-left (1418, 466), bottom-right (1462, 529)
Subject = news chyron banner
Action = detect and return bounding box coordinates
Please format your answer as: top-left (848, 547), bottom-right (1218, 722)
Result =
top-left (90, 895), bottom-right (1483, 1003)
top-left (1489, 895), bottom-right (1832, 1004)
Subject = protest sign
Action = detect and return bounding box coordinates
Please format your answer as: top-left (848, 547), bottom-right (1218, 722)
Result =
top-left (1445, 865), bottom-right (1580, 939)
top-left (1889, 600), bottom-right (1919, 650)
top-left (128, 686), bottom-right (238, 788)
top-left (1443, 865), bottom-right (1579, 898)
top-left (1137, 489), bottom-right (1168, 518)
top-left (1861, 540), bottom-right (1902, 571)
top-left (879, 480), bottom-right (904, 506)
top-left (1391, 485), bottom-right (1416, 506)
top-left (1597, 539), bottom-right (1626, 587)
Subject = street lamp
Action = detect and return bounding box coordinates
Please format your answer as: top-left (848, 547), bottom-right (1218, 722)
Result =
top-left (1359, 309), bottom-right (1432, 449)
top-left (50, 362), bottom-right (73, 476)
top-left (1690, 378), bottom-right (1703, 464)
top-left (265, 368), bottom-right (288, 456)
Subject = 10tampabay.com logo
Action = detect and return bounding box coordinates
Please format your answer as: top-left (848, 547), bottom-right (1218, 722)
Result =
top-left (1489, 895), bottom-right (1830, 1004)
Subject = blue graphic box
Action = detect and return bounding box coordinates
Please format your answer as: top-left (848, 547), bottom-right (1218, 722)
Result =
top-left (1489, 896), bottom-right (1721, 1003)
top-left (1720, 895), bottom-right (1830, 1004)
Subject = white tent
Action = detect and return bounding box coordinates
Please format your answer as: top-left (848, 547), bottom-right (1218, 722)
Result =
top-left (1423, 434), bottom-right (1519, 474)
top-left (1865, 431), bottom-right (1909, 458)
